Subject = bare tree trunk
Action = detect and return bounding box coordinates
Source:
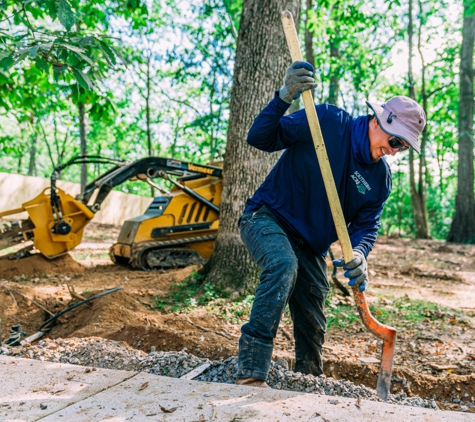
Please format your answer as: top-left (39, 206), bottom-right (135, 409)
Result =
top-left (407, 0), bottom-right (430, 238)
top-left (78, 102), bottom-right (87, 191)
top-left (288, 2), bottom-right (305, 115)
top-left (38, 121), bottom-right (56, 170)
top-left (203, 0), bottom-right (301, 293)
top-left (305, 0), bottom-right (315, 100)
top-left (327, 40), bottom-right (341, 105)
top-left (18, 128), bottom-right (26, 174)
top-left (436, 144), bottom-right (444, 202)
top-left (417, 0), bottom-right (428, 199)
top-left (448, 4), bottom-right (475, 243)
top-left (209, 72), bottom-right (217, 158)
top-left (327, 1), bottom-right (341, 105)
top-left (28, 133), bottom-right (37, 176)
top-left (27, 114), bottom-right (38, 176)
top-left (146, 56), bottom-right (154, 197)
top-left (397, 162), bottom-right (402, 236)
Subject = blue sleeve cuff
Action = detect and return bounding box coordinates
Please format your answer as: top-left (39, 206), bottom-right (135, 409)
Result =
top-left (274, 91), bottom-right (292, 110)
top-left (353, 246), bottom-right (368, 259)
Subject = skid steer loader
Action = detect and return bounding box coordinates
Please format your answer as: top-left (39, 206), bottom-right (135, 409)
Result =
top-left (0, 156), bottom-right (222, 270)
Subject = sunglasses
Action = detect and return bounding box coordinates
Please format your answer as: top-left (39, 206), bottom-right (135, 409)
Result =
top-left (388, 136), bottom-right (409, 151)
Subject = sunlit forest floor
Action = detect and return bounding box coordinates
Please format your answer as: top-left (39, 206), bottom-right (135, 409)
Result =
top-left (1, 222), bottom-right (474, 412)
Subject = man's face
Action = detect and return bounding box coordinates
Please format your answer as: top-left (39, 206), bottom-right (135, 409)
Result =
top-left (368, 118), bottom-right (410, 162)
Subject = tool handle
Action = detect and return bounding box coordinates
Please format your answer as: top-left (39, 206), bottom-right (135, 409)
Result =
top-left (281, 11), bottom-right (354, 262)
top-left (281, 11), bottom-right (396, 401)
top-left (281, 10), bottom-right (394, 336)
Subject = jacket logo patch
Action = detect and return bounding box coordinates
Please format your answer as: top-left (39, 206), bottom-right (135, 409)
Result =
top-left (357, 184), bottom-right (366, 194)
top-left (351, 171), bottom-right (371, 195)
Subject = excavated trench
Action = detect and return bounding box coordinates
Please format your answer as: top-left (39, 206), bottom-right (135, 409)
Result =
top-left (1, 239), bottom-right (475, 414)
top-left (49, 316), bottom-right (475, 413)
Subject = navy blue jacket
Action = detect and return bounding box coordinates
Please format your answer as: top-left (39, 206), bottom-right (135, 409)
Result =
top-left (244, 94), bottom-right (392, 258)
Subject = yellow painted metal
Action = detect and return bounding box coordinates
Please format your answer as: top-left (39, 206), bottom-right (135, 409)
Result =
top-left (2, 162), bottom-right (222, 264)
top-left (13, 187), bottom-right (94, 258)
top-left (114, 174), bottom-right (222, 261)
top-left (0, 206), bottom-right (25, 218)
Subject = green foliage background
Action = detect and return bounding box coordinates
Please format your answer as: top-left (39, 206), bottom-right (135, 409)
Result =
top-left (0, 0), bottom-right (472, 239)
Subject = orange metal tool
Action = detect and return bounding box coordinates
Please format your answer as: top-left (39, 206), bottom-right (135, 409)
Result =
top-left (281, 10), bottom-right (397, 401)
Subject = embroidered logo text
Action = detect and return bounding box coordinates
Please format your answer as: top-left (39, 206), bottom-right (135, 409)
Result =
top-left (351, 171), bottom-right (372, 195)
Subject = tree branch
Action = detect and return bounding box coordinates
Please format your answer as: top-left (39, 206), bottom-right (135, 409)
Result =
top-left (0, 9), bottom-right (22, 24)
top-left (37, 120), bottom-right (56, 168)
top-left (159, 90), bottom-right (200, 114)
top-left (427, 84), bottom-right (451, 98)
top-left (22, 4), bottom-right (36, 40)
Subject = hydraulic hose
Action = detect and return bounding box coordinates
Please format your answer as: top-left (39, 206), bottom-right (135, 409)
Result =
top-left (37, 286), bottom-right (123, 332)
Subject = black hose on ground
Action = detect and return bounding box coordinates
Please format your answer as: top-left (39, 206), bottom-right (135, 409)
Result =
top-left (38, 286), bottom-right (123, 332)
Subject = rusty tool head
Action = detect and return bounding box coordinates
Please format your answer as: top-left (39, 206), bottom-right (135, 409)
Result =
top-left (353, 287), bottom-right (397, 401)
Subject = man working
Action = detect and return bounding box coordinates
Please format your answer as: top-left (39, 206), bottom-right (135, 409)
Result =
top-left (235, 61), bottom-right (426, 388)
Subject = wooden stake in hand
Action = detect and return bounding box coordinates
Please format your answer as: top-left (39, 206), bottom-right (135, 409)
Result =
top-left (281, 10), bottom-right (397, 401)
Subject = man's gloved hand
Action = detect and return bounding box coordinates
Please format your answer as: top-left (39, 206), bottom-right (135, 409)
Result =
top-left (278, 61), bottom-right (317, 104)
top-left (333, 250), bottom-right (368, 292)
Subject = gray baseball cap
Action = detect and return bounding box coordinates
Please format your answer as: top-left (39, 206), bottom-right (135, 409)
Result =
top-left (366, 96), bottom-right (426, 154)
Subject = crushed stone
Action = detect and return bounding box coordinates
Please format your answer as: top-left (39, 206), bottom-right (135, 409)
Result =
top-left (0, 337), bottom-right (438, 409)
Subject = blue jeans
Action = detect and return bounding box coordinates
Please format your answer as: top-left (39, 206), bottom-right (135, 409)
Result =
top-left (235, 206), bottom-right (330, 380)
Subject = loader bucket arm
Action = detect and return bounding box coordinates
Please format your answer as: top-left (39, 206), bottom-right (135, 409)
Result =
top-left (1, 156), bottom-right (222, 261)
top-left (79, 157), bottom-right (223, 214)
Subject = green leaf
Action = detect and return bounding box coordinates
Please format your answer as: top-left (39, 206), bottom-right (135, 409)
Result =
top-left (58, 43), bottom-right (85, 53)
top-left (56, 0), bottom-right (76, 31)
top-left (72, 67), bottom-right (93, 90)
top-left (108, 45), bottom-right (128, 65)
top-left (47, 0), bottom-right (57, 19)
top-left (35, 56), bottom-right (50, 73)
top-left (98, 41), bottom-right (116, 66)
top-left (79, 36), bottom-right (95, 46)
top-left (52, 63), bottom-right (68, 73)
top-left (29, 46), bottom-right (39, 58)
top-left (67, 51), bottom-right (80, 66)
top-left (60, 48), bottom-right (68, 61)
top-left (0, 54), bottom-right (14, 70)
top-left (53, 63), bottom-right (68, 82)
top-left (73, 51), bottom-right (95, 67)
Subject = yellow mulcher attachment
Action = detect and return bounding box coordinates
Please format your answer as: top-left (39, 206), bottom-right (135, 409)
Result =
top-left (0, 187), bottom-right (94, 259)
top-left (0, 156), bottom-right (222, 269)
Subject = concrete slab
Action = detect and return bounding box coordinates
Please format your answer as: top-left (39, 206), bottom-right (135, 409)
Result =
top-left (1, 356), bottom-right (474, 422)
top-left (0, 356), bottom-right (137, 422)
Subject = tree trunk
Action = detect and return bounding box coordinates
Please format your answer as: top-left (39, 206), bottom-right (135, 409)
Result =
top-left (327, 2), bottom-right (341, 105)
top-left (407, 0), bottom-right (430, 238)
top-left (204, 0), bottom-right (301, 293)
top-left (397, 163), bottom-right (402, 236)
top-left (146, 56), bottom-right (154, 197)
top-left (28, 133), bottom-right (37, 176)
top-left (78, 102), bottom-right (87, 191)
top-left (288, 3), bottom-right (304, 115)
top-left (417, 0), bottom-right (428, 199)
top-left (327, 37), bottom-right (341, 105)
top-left (448, 4), bottom-right (475, 243)
top-left (305, 0), bottom-right (315, 100)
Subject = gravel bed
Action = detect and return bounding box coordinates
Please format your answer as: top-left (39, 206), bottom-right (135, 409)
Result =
top-left (0, 337), bottom-right (438, 409)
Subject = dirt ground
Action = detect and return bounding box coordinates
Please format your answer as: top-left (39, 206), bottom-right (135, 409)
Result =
top-left (1, 222), bottom-right (475, 412)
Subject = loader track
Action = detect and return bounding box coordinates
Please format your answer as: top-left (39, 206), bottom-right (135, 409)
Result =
top-left (127, 234), bottom-right (218, 271)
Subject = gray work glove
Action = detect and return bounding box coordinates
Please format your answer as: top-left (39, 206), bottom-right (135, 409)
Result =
top-left (278, 61), bottom-right (317, 104)
top-left (333, 250), bottom-right (368, 292)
